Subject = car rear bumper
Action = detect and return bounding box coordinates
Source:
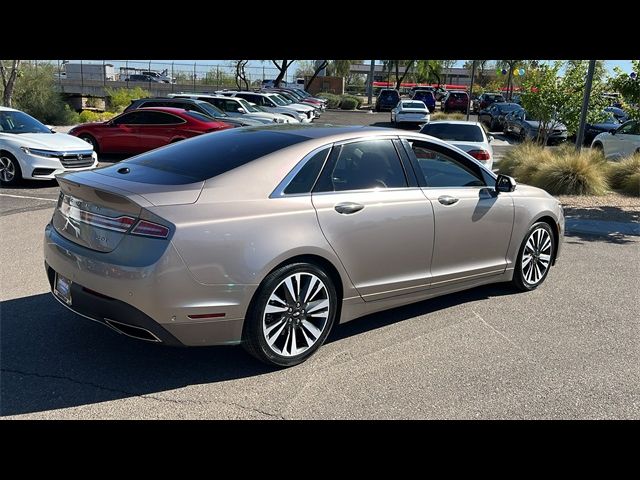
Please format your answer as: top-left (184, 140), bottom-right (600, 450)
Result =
top-left (44, 223), bottom-right (256, 346)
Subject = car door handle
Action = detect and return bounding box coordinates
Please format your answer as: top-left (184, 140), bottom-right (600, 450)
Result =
top-left (334, 202), bottom-right (365, 214)
top-left (438, 195), bottom-right (459, 206)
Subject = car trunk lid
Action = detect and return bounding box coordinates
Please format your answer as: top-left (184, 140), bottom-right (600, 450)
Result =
top-left (52, 171), bottom-right (203, 253)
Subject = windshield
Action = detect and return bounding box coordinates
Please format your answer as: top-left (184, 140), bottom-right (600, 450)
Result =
top-left (0, 110), bottom-right (51, 134)
top-left (185, 111), bottom-right (216, 123)
top-left (421, 123), bottom-right (484, 142)
top-left (270, 95), bottom-right (288, 106)
top-left (199, 102), bottom-right (227, 118)
top-left (234, 98), bottom-right (254, 111)
top-left (403, 102), bottom-right (427, 110)
top-left (497, 104), bottom-right (522, 113)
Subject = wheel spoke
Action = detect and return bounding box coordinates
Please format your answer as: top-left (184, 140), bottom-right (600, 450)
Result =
top-left (303, 276), bottom-right (319, 303)
top-left (541, 236), bottom-right (552, 252)
top-left (295, 273), bottom-right (301, 299)
top-left (265, 317), bottom-right (286, 336)
top-left (525, 262), bottom-right (535, 283)
top-left (539, 253), bottom-right (551, 263)
top-left (266, 320), bottom-right (287, 346)
top-left (283, 277), bottom-right (297, 303)
top-left (307, 299), bottom-right (329, 314)
top-left (269, 292), bottom-right (287, 307)
top-left (282, 326), bottom-right (292, 355)
top-left (301, 320), bottom-right (322, 339)
top-left (522, 254), bottom-right (533, 268)
top-left (525, 237), bottom-right (535, 252)
top-left (534, 263), bottom-right (542, 283)
top-left (265, 304), bottom-right (288, 314)
top-left (290, 326), bottom-right (298, 355)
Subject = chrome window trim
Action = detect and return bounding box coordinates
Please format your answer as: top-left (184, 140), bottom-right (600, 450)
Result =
top-left (270, 145), bottom-right (332, 198)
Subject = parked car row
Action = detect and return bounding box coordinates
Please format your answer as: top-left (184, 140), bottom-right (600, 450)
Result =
top-left (591, 119), bottom-right (640, 160)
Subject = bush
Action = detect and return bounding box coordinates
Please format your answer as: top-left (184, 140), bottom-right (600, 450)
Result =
top-left (315, 92), bottom-right (341, 109)
top-left (339, 97), bottom-right (358, 110)
top-left (532, 150), bottom-right (609, 195)
top-left (340, 94), bottom-right (363, 109)
top-left (430, 112), bottom-right (466, 121)
top-left (105, 86), bottom-right (151, 113)
top-left (78, 110), bottom-right (116, 123)
top-left (11, 62), bottom-right (79, 125)
top-left (497, 142), bottom-right (609, 195)
top-left (608, 154), bottom-right (640, 196)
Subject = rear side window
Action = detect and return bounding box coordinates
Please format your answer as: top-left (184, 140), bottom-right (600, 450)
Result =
top-left (115, 129), bottom-right (309, 183)
top-left (184, 111), bottom-right (215, 123)
top-left (283, 148), bottom-right (330, 194)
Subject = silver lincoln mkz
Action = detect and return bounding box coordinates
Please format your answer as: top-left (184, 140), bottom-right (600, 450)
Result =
top-left (44, 125), bottom-right (564, 367)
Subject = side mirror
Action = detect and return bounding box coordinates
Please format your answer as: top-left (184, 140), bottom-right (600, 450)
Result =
top-left (237, 107), bottom-right (245, 114)
top-left (611, 128), bottom-right (616, 135)
top-left (488, 135), bottom-right (494, 143)
top-left (496, 174), bottom-right (516, 193)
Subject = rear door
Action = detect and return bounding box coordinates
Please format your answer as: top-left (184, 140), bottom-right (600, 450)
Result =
top-left (401, 137), bottom-right (514, 286)
top-left (311, 137), bottom-right (435, 301)
top-left (130, 111), bottom-right (186, 152)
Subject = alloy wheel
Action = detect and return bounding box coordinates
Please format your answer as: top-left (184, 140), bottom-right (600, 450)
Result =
top-left (0, 156), bottom-right (16, 183)
top-left (262, 272), bottom-right (330, 357)
top-left (522, 227), bottom-right (552, 285)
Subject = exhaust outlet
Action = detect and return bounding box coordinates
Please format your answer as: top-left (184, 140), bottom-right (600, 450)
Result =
top-left (105, 319), bottom-right (161, 343)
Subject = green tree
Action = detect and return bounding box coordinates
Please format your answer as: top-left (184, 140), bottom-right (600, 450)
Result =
top-left (305, 60), bottom-right (328, 89)
top-left (415, 60), bottom-right (444, 85)
top-left (609, 59), bottom-right (640, 120)
top-left (327, 60), bottom-right (352, 78)
top-left (520, 61), bottom-right (609, 146)
top-left (497, 60), bottom-right (524, 100)
top-left (295, 60), bottom-right (316, 78)
top-left (12, 62), bottom-right (79, 124)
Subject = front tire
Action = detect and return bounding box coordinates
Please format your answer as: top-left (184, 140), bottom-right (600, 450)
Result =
top-left (0, 152), bottom-right (22, 186)
top-left (78, 134), bottom-right (99, 154)
top-left (242, 262), bottom-right (338, 367)
top-left (512, 222), bottom-right (555, 292)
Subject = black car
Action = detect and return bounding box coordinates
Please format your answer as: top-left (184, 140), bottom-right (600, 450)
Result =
top-left (503, 109), bottom-right (568, 145)
top-left (478, 102), bottom-right (523, 132)
top-left (126, 74), bottom-right (164, 83)
top-left (375, 89), bottom-right (401, 112)
top-left (123, 98), bottom-right (263, 127)
top-left (581, 109), bottom-right (627, 145)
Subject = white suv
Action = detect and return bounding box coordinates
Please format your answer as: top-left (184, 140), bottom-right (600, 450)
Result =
top-left (0, 107), bottom-right (98, 186)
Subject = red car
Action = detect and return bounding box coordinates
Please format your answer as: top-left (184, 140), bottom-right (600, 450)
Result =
top-left (69, 107), bottom-right (233, 155)
top-left (441, 91), bottom-right (470, 113)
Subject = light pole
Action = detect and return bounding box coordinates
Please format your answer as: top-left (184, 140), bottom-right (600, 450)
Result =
top-left (368, 59), bottom-right (375, 108)
top-left (575, 60), bottom-right (596, 152)
top-left (467, 60), bottom-right (476, 121)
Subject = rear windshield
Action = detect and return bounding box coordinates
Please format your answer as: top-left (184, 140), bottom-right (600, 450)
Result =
top-left (109, 128), bottom-right (308, 184)
top-left (403, 102), bottom-right (426, 109)
top-left (450, 92), bottom-right (468, 99)
top-left (420, 123), bottom-right (484, 142)
top-left (381, 90), bottom-right (400, 98)
top-left (496, 103), bottom-right (522, 112)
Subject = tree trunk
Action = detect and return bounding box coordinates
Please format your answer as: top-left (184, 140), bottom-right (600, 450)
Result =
top-left (506, 67), bottom-right (513, 101)
top-left (272, 60), bottom-right (294, 88)
top-left (305, 60), bottom-right (328, 90)
top-left (0, 60), bottom-right (21, 108)
top-left (395, 60), bottom-right (415, 90)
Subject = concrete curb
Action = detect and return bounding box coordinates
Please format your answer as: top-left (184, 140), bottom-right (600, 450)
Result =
top-left (565, 218), bottom-right (640, 237)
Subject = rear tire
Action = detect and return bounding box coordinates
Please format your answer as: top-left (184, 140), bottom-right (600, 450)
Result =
top-left (511, 222), bottom-right (555, 292)
top-left (242, 262), bottom-right (338, 367)
top-left (0, 152), bottom-right (22, 187)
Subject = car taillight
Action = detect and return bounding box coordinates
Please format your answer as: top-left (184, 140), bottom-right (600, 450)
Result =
top-left (130, 220), bottom-right (170, 238)
top-left (468, 149), bottom-right (491, 161)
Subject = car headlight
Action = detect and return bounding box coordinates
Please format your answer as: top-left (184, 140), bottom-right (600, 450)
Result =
top-left (20, 147), bottom-right (60, 158)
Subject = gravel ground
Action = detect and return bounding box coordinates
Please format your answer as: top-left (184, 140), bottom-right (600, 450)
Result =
top-left (558, 193), bottom-right (640, 223)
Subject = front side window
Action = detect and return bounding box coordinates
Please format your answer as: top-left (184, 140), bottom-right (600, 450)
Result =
top-left (404, 140), bottom-right (487, 188)
top-left (143, 112), bottom-right (184, 125)
top-left (618, 120), bottom-right (638, 135)
top-left (315, 139), bottom-right (407, 192)
top-left (113, 111), bottom-right (147, 125)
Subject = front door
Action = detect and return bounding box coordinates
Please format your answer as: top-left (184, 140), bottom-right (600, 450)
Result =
top-left (311, 138), bottom-right (435, 301)
top-left (402, 138), bottom-right (514, 286)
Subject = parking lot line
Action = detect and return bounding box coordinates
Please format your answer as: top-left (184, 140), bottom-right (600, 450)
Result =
top-left (0, 193), bottom-right (57, 202)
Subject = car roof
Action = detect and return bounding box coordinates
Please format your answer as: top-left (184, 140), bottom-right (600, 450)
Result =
top-left (135, 106), bottom-right (195, 115)
top-left (425, 120), bottom-right (482, 126)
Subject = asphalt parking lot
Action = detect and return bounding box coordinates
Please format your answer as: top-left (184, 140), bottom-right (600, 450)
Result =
top-left (1, 112), bottom-right (639, 419)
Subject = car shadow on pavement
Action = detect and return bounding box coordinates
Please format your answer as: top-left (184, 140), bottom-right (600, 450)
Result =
top-left (1, 283), bottom-right (519, 416)
top-left (329, 283), bottom-right (518, 343)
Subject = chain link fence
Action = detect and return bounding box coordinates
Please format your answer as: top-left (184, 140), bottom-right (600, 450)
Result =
top-left (28, 60), bottom-right (294, 91)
